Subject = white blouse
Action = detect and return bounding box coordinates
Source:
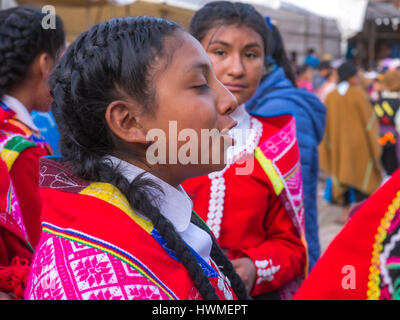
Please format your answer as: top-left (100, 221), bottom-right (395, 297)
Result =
top-left (1, 94), bottom-right (39, 132)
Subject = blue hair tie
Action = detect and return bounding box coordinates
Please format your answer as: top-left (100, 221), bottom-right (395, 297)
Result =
top-left (265, 17), bottom-right (274, 30)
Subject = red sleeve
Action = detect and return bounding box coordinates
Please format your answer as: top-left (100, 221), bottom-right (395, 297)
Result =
top-left (10, 147), bottom-right (48, 249)
top-left (228, 193), bottom-right (306, 297)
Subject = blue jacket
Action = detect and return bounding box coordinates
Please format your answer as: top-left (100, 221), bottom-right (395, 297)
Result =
top-left (31, 110), bottom-right (61, 157)
top-left (246, 67), bottom-right (326, 270)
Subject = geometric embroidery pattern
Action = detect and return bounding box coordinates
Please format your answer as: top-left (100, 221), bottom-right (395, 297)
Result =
top-left (25, 231), bottom-right (173, 300)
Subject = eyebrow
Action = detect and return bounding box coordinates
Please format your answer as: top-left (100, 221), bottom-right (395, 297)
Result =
top-left (184, 61), bottom-right (210, 74)
top-left (208, 40), bottom-right (262, 50)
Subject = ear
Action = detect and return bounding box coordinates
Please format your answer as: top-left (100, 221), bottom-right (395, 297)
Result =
top-left (105, 100), bottom-right (148, 145)
top-left (38, 52), bottom-right (54, 79)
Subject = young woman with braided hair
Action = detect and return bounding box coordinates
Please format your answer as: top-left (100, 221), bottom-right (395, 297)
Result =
top-left (181, 1), bottom-right (307, 299)
top-left (0, 6), bottom-right (65, 249)
top-left (0, 6), bottom-right (65, 300)
top-left (25, 16), bottom-right (250, 300)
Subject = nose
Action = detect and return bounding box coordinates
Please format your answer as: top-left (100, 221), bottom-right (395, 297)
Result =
top-left (228, 54), bottom-right (245, 78)
top-left (216, 79), bottom-right (238, 115)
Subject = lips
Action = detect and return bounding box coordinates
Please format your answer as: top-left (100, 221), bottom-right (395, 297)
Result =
top-left (222, 119), bottom-right (238, 133)
top-left (223, 83), bottom-right (248, 92)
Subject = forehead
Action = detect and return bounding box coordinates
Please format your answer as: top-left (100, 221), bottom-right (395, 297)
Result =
top-left (202, 24), bottom-right (264, 49)
top-left (160, 30), bottom-right (212, 75)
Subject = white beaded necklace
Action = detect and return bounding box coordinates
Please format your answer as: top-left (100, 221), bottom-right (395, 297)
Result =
top-left (206, 114), bottom-right (263, 239)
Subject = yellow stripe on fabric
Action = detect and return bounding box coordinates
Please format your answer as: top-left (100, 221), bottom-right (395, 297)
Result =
top-left (1, 149), bottom-right (19, 171)
top-left (366, 112), bottom-right (376, 132)
top-left (382, 101), bottom-right (394, 117)
top-left (42, 226), bottom-right (175, 300)
top-left (301, 234), bottom-right (309, 278)
top-left (374, 104), bottom-right (384, 118)
top-left (79, 182), bottom-right (153, 234)
top-left (362, 159), bottom-right (373, 192)
top-left (255, 147), bottom-right (284, 195)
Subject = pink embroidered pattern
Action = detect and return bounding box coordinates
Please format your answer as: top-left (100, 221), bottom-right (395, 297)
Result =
top-left (258, 117), bottom-right (305, 236)
top-left (25, 232), bottom-right (173, 300)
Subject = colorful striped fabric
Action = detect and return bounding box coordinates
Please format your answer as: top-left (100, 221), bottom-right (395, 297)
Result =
top-left (41, 222), bottom-right (178, 300)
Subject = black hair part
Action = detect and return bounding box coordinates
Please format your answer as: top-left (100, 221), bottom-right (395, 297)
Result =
top-left (0, 5), bottom-right (65, 97)
top-left (189, 1), bottom-right (270, 57)
top-left (50, 16), bottom-right (249, 300)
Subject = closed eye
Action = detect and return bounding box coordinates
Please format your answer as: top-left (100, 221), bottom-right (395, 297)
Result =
top-left (193, 84), bottom-right (210, 92)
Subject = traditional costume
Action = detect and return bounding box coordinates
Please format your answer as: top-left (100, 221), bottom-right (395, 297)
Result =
top-left (319, 84), bottom-right (382, 204)
top-left (0, 159), bottom-right (33, 299)
top-left (0, 95), bottom-right (52, 248)
top-left (293, 167), bottom-right (400, 300)
top-left (25, 157), bottom-right (236, 300)
top-left (182, 106), bottom-right (307, 299)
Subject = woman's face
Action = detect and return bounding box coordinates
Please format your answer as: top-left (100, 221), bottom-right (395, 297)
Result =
top-left (200, 24), bottom-right (265, 105)
top-left (138, 30), bottom-right (238, 185)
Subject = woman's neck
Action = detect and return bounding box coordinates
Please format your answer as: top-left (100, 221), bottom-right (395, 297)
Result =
top-left (5, 86), bottom-right (35, 113)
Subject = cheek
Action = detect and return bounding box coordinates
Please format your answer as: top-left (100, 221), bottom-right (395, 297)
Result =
top-left (247, 60), bottom-right (264, 89)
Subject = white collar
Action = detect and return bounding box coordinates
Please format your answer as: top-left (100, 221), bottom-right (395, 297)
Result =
top-left (337, 81), bottom-right (349, 96)
top-left (106, 156), bottom-right (193, 233)
top-left (1, 94), bottom-right (39, 131)
top-left (228, 104), bottom-right (251, 150)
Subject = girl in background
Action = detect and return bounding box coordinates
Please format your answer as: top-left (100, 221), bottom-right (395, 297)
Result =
top-left (182, 1), bottom-right (307, 299)
top-left (0, 6), bottom-right (65, 248)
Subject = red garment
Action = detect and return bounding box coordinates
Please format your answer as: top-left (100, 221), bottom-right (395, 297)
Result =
top-left (10, 145), bottom-right (48, 248)
top-left (0, 120), bottom-right (50, 248)
top-left (293, 168), bottom-right (400, 300)
top-left (0, 160), bottom-right (32, 299)
top-left (182, 115), bottom-right (307, 298)
top-left (26, 158), bottom-right (237, 300)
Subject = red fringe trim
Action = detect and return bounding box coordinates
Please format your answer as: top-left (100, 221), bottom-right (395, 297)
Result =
top-left (0, 257), bottom-right (30, 300)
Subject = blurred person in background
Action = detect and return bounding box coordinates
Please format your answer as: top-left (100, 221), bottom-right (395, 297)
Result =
top-left (296, 64), bottom-right (314, 93)
top-left (0, 6), bottom-right (65, 249)
top-left (372, 69), bottom-right (400, 177)
top-left (319, 61), bottom-right (382, 224)
top-left (0, 5), bottom-right (65, 299)
top-left (313, 60), bottom-right (333, 93)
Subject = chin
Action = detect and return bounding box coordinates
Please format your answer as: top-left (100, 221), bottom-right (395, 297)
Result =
top-left (186, 162), bottom-right (226, 180)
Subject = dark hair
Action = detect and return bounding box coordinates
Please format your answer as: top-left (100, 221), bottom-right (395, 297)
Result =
top-left (338, 61), bottom-right (358, 83)
top-left (189, 2), bottom-right (297, 87)
top-left (50, 16), bottom-right (249, 300)
top-left (268, 24), bottom-right (297, 87)
top-left (189, 1), bottom-right (270, 57)
top-left (296, 64), bottom-right (311, 77)
top-left (0, 6), bottom-right (65, 97)
top-left (318, 60), bottom-right (332, 71)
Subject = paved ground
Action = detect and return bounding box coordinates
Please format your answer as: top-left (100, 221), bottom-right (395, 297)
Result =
top-left (316, 174), bottom-right (344, 254)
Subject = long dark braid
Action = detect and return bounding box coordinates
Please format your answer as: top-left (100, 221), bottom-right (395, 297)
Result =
top-left (0, 6), bottom-right (65, 97)
top-left (50, 16), bottom-right (248, 300)
top-left (191, 213), bottom-right (251, 300)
